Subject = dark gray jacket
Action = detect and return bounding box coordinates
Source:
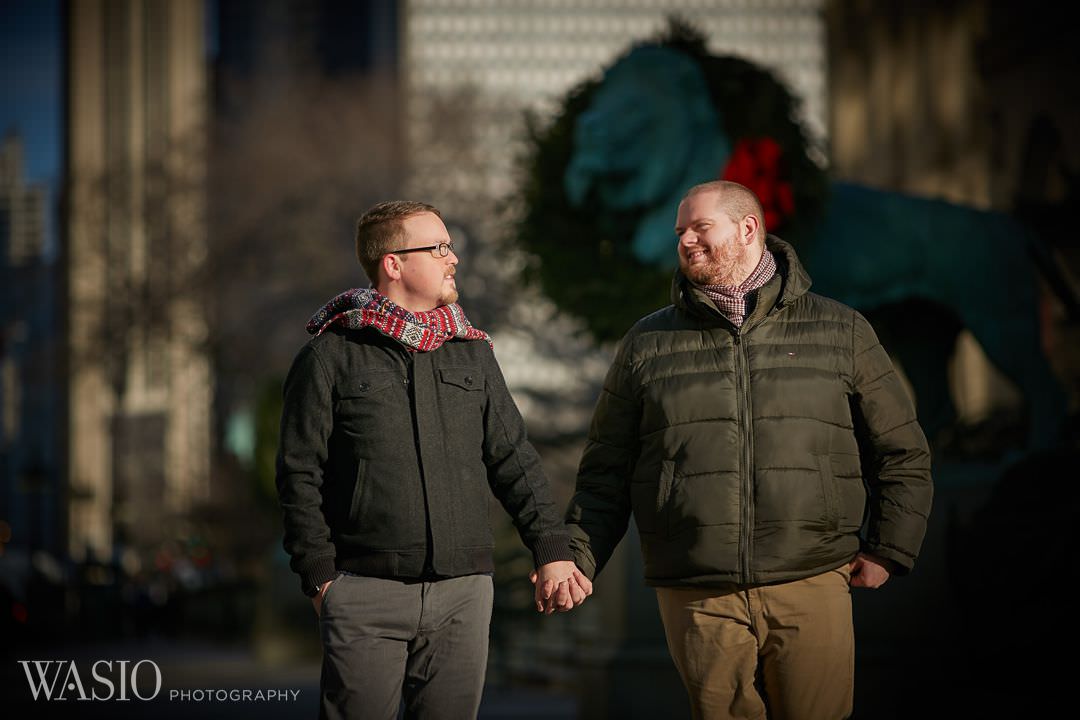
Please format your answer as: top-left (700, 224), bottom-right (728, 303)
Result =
top-left (567, 238), bottom-right (933, 587)
top-left (276, 326), bottom-right (572, 594)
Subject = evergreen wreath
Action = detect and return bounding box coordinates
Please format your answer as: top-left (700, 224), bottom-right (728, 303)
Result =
top-left (516, 19), bottom-right (829, 342)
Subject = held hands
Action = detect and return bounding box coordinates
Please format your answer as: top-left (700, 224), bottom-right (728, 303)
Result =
top-left (848, 552), bottom-right (899, 589)
top-left (529, 561), bottom-right (593, 615)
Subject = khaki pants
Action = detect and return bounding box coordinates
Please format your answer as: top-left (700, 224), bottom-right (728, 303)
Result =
top-left (656, 566), bottom-right (854, 720)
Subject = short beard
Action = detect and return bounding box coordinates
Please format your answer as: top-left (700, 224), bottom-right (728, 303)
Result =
top-left (682, 262), bottom-right (722, 286)
top-left (681, 236), bottom-right (762, 286)
top-left (438, 265), bottom-right (458, 306)
top-left (680, 253), bottom-right (740, 286)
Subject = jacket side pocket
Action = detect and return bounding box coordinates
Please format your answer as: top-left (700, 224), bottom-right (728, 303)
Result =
top-left (658, 460), bottom-right (675, 536)
top-left (349, 458), bottom-right (367, 526)
top-left (817, 455), bottom-right (840, 531)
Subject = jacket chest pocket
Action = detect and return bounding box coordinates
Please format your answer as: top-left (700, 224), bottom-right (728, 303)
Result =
top-left (337, 372), bottom-right (400, 409)
top-left (437, 368), bottom-right (485, 431)
top-left (438, 367), bottom-right (484, 392)
top-left (335, 372), bottom-right (404, 440)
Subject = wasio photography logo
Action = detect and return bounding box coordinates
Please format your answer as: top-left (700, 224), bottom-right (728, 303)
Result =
top-left (19, 659), bottom-right (163, 701)
top-left (17, 659), bottom-right (301, 703)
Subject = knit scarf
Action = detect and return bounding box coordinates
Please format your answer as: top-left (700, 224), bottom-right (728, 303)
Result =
top-left (306, 288), bottom-right (492, 352)
top-left (695, 250), bottom-right (777, 327)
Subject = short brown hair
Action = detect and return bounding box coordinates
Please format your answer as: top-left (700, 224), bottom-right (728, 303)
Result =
top-left (355, 200), bottom-right (442, 283)
top-left (684, 181), bottom-right (766, 244)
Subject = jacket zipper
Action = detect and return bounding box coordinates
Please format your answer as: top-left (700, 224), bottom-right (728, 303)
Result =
top-left (733, 330), bottom-right (753, 584)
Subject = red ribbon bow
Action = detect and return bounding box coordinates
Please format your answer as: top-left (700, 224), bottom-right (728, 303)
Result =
top-left (721, 137), bottom-right (796, 230)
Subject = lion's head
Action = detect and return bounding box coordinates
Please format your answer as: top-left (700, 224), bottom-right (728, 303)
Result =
top-left (563, 45), bottom-right (730, 265)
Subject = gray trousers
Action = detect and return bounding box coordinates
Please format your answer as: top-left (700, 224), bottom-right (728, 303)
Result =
top-left (318, 572), bottom-right (494, 720)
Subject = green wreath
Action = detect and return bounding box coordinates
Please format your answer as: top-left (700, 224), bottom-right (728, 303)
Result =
top-left (516, 20), bottom-right (829, 342)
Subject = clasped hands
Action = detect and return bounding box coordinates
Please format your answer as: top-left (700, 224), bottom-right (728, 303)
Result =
top-left (530, 560), bottom-right (593, 615)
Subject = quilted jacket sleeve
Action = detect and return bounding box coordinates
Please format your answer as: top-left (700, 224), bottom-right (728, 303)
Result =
top-left (565, 335), bottom-right (641, 579)
top-left (851, 311), bottom-right (933, 573)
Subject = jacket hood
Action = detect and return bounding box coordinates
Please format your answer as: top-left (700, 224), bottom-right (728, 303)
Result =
top-left (671, 235), bottom-right (812, 316)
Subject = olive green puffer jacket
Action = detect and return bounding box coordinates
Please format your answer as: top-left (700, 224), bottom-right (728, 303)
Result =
top-left (566, 237), bottom-right (932, 587)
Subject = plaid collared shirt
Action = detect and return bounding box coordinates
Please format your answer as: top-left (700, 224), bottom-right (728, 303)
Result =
top-left (696, 250), bottom-right (777, 327)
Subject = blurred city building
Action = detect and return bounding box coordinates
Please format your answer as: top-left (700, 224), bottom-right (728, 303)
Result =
top-left (64, 0), bottom-right (212, 568)
top-left (0, 134), bottom-right (47, 263)
top-left (0, 132), bottom-right (59, 558)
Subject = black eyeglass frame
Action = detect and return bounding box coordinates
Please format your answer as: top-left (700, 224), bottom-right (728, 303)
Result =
top-left (386, 241), bottom-right (455, 258)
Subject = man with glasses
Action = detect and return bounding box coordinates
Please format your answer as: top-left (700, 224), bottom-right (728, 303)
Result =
top-left (276, 200), bottom-right (592, 720)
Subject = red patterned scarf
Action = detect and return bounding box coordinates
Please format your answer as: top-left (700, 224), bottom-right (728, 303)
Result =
top-left (306, 288), bottom-right (492, 352)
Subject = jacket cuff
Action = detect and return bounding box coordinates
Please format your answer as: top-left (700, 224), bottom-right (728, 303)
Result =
top-left (299, 556), bottom-right (338, 594)
top-left (861, 543), bottom-right (914, 576)
top-left (570, 548), bottom-right (597, 580)
top-left (531, 534), bottom-right (574, 567)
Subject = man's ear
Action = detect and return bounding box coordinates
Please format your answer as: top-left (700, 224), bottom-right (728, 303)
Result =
top-left (382, 253), bottom-right (403, 281)
top-left (741, 214), bottom-right (760, 246)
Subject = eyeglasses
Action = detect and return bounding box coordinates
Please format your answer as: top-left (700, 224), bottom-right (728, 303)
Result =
top-left (387, 241), bottom-right (455, 258)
